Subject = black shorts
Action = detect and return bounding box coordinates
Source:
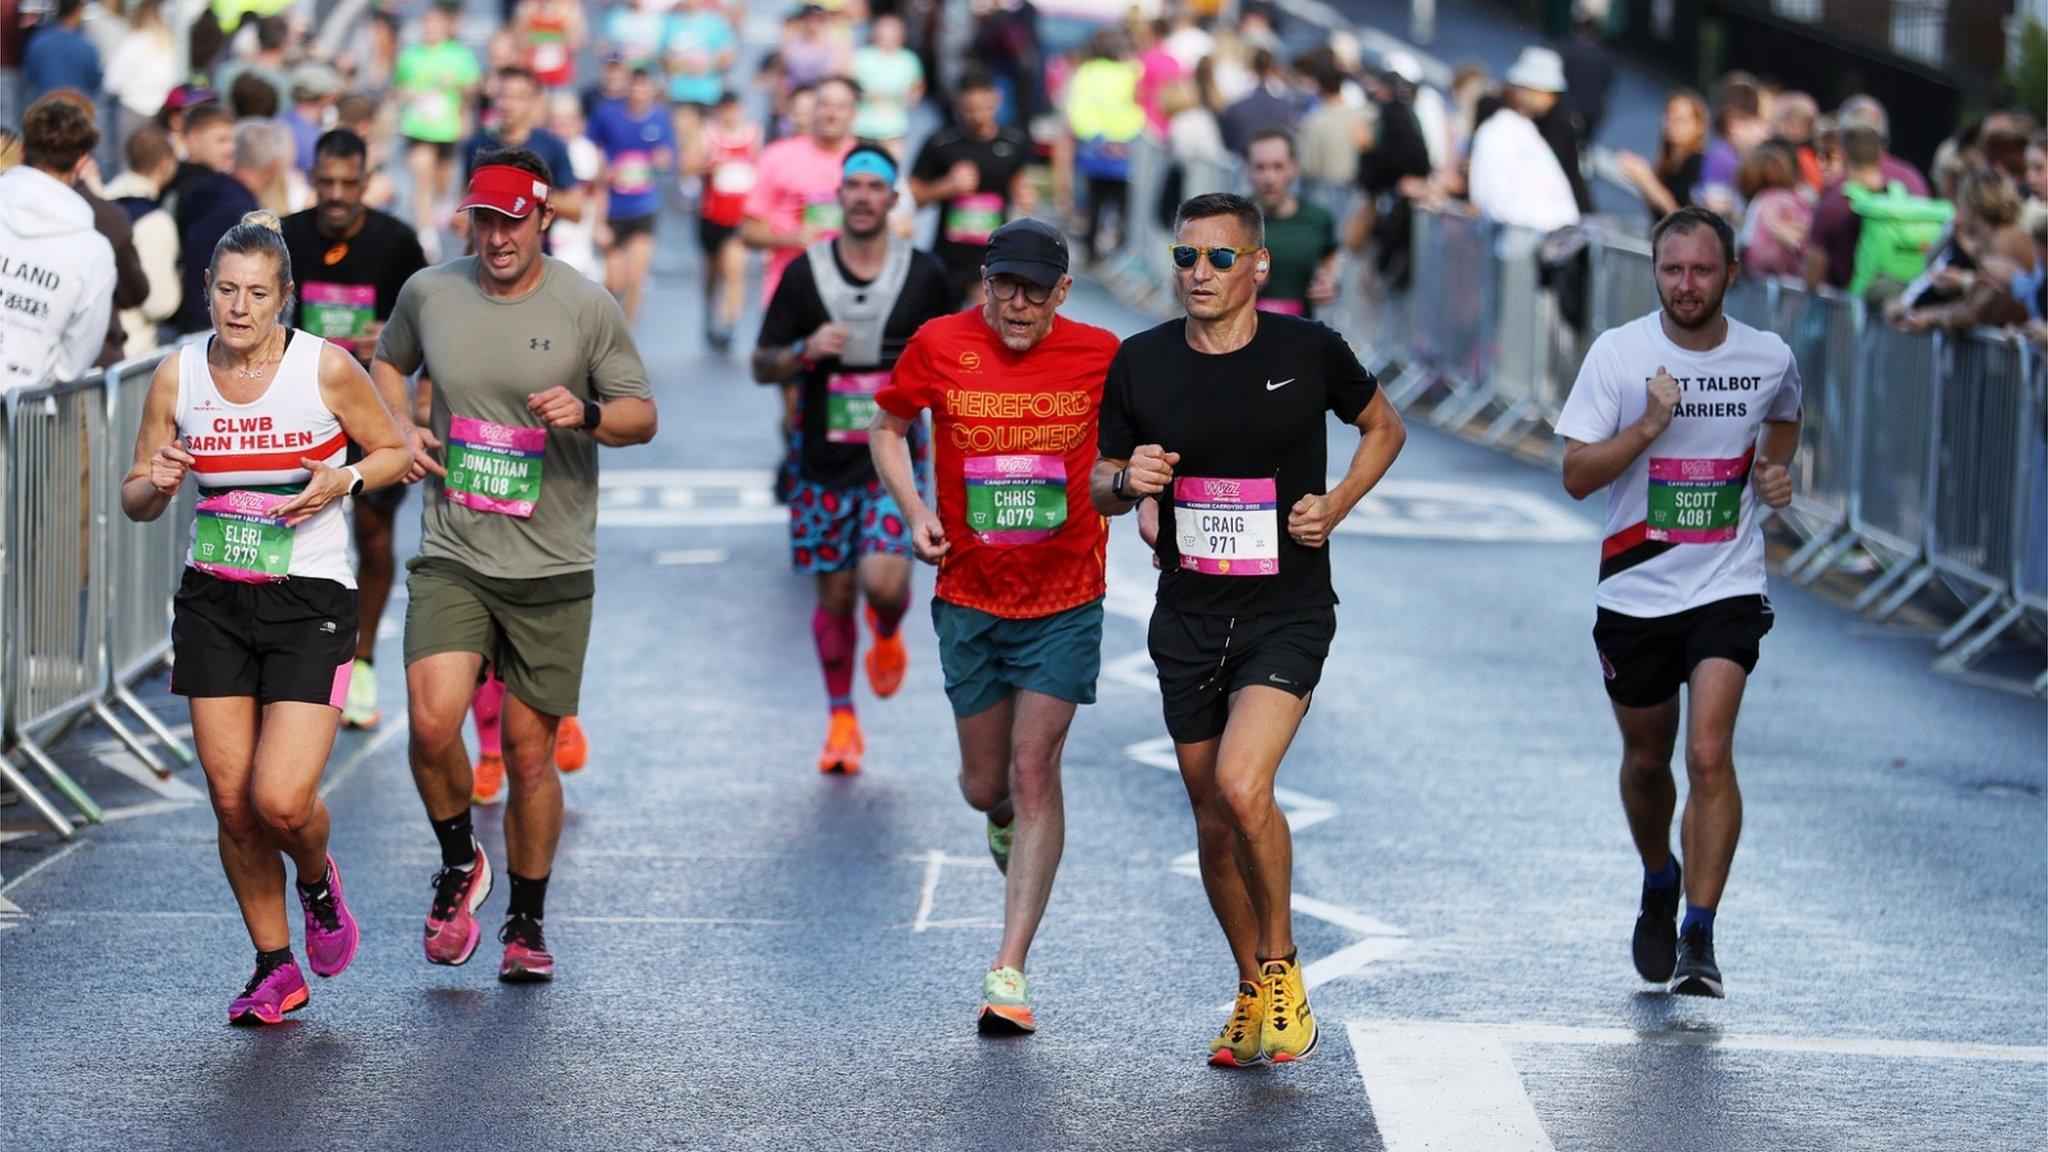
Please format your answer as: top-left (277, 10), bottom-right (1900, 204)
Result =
top-left (1147, 606), bottom-right (1336, 744)
top-left (611, 213), bottom-right (658, 241)
top-left (343, 439), bottom-right (407, 516)
top-left (1593, 594), bottom-right (1775, 708)
top-left (405, 137), bottom-right (456, 161)
top-left (171, 569), bottom-right (358, 707)
top-left (697, 215), bottom-right (737, 253)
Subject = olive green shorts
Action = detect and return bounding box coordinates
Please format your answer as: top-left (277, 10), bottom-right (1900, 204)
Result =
top-left (403, 557), bottom-right (594, 718)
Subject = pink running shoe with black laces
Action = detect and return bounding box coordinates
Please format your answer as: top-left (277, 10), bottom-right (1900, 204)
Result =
top-left (298, 854), bottom-right (359, 978)
top-left (424, 844), bottom-right (494, 966)
top-left (228, 959), bottom-right (309, 1026)
top-left (498, 915), bottom-right (555, 983)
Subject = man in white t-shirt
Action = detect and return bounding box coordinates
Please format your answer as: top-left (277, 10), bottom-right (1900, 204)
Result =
top-left (1555, 206), bottom-right (1802, 1000)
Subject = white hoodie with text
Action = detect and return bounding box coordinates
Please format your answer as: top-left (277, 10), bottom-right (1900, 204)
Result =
top-left (0, 166), bottom-right (117, 392)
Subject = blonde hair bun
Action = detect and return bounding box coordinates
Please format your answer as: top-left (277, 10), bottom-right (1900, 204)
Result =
top-left (238, 209), bottom-right (284, 233)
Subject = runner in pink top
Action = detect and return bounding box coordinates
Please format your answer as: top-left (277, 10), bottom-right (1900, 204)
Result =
top-left (743, 76), bottom-right (858, 306)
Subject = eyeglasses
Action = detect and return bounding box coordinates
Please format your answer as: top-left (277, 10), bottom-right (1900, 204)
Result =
top-left (1170, 244), bottom-right (1261, 271)
top-left (986, 277), bottom-right (1055, 305)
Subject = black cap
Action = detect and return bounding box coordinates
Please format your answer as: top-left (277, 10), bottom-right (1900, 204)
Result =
top-left (983, 218), bottom-right (1070, 289)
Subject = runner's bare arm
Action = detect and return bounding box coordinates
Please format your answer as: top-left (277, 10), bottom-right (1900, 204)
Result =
top-left (119, 354), bottom-right (188, 523)
top-left (527, 387), bottom-right (658, 447)
top-left (1562, 367), bottom-right (1680, 500)
top-left (741, 214), bottom-right (800, 251)
top-left (870, 410), bottom-right (948, 563)
top-left (1091, 445), bottom-right (1178, 516)
top-left (371, 353), bottom-right (443, 481)
top-left (550, 184), bottom-right (586, 224)
top-left (273, 345), bottom-right (409, 525)
top-left (1292, 388), bottom-right (1407, 547)
top-left (1753, 417), bottom-right (1802, 509)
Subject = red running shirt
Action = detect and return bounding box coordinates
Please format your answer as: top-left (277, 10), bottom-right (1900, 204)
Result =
top-left (877, 309), bottom-right (1120, 619)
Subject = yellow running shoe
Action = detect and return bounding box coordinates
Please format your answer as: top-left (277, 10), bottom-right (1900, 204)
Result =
top-left (985, 816), bottom-right (1013, 875)
top-left (471, 754), bottom-right (505, 805)
top-left (1259, 955), bottom-right (1318, 1063)
top-left (977, 965), bottom-right (1035, 1034)
top-left (1208, 980), bottom-right (1266, 1067)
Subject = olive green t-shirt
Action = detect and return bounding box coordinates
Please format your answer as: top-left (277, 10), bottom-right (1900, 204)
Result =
top-left (376, 256), bottom-right (654, 580)
top-left (1261, 200), bottom-right (1339, 316)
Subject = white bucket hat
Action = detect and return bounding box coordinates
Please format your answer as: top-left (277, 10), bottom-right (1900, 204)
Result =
top-left (1503, 46), bottom-right (1567, 94)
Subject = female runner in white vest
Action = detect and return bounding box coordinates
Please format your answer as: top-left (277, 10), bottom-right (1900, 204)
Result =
top-left (120, 211), bottom-right (409, 1026)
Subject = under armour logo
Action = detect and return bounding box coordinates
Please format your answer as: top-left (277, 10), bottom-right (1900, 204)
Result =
top-left (530, 339), bottom-right (551, 351)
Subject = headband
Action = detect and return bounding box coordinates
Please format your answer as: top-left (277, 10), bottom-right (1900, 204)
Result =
top-left (842, 151), bottom-right (898, 185)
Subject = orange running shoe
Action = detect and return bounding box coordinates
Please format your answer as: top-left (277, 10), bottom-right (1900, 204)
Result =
top-left (556, 716), bottom-right (588, 773)
top-left (471, 753), bottom-right (505, 805)
top-left (818, 708), bottom-right (864, 774)
top-left (863, 604), bottom-right (908, 698)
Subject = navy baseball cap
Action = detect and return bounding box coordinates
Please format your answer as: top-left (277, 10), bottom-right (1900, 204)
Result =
top-left (983, 219), bottom-right (1070, 289)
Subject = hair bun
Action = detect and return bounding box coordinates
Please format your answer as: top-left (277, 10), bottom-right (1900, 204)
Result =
top-left (238, 209), bottom-right (283, 233)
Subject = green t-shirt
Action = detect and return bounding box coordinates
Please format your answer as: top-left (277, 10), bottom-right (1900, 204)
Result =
top-left (375, 257), bottom-right (655, 580)
top-left (394, 41), bottom-right (481, 144)
top-left (1260, 200), bottom-right (1339, 315)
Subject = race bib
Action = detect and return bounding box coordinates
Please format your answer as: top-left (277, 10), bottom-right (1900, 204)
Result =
top-left (802, 196), bottom-right (842, 236)
top-left (530, 40), bottom-right (569, 76)
top-left (964, 454), bottom-right (1066, 545)
top-left (1174, 476), bottom-right (1280, 576)
top-left (612, 150), bottom-right (656, 196)
top-left (446, 416), bottom-right (546, 518)
top-left (299, 282), bottom-right (375, 348)
top-left (408, 89), bottom-right (456, 126)
top-left (1255, 297), bottom-right (1305, 316)
top-left (943, 192), bottom-right (1004, 245)
top-left (192, 489), bottom-right (295, 583)
top-left (1647, 454), bottom-right (1747, 544)
top-left (825, 371), bottom-right (887, 444)
top-left (710, 158), bottom-right (756, 195)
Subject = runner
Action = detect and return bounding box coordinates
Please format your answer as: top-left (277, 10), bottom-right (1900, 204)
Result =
top-left (871, 218), bottom-right (1121, 1034)
top-left (753, 145), bottom-right (955, 772)
top-left (513, 0), bottom-right (587, 91)
top-left (1093, 193), bottom-right (1405, 1065)
top-left (371, 152), bottom-right (659, 982)
top-left (281, 128), bottom-right (430, 731)
top-left (120, 211), bottom-right (409, 1024)
top-left (1244, 130), bottom-right (1339, 318)
top-left (688, 91), bottom-right (759, 351)
top-left (588, 66), bottom-right (677, 327)
top-left (661, 0), bottom-right (738, 183)
top-left (394, 1), bottom-right (483, 262)
top-left (1555, 206), bottom-right (1801, 999)
top-left (909, 67), bottom-right (1034, 307)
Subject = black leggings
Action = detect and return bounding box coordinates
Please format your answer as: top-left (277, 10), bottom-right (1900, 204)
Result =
top-left (1085, 176), bottom-right (1129, 262)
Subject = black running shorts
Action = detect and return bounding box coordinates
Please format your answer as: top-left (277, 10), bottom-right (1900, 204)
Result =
top-left (1147, 606), bottom-right (1336, 744)
top-left (171, 569), bottom-right (358, 707)
top-left (1593, 594), bottom-right (1775, 709)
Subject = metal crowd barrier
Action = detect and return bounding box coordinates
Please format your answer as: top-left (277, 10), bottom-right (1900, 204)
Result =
top-left (2, 348), bottom-right (190, 842)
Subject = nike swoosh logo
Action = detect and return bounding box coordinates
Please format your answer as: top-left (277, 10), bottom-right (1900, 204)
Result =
top-left (1265, 379), bottom-right (1295, 391)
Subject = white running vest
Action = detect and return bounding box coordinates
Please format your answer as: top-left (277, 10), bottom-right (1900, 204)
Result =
top-left (176, 329), bottom-right (355, 586)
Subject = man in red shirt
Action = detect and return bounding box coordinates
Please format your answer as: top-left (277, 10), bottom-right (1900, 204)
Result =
top-left (870, 219), bottom-right (1120, 1037)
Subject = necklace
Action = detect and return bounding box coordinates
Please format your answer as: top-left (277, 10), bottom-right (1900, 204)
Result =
top-left (224, 331), bottom-right (283, 379)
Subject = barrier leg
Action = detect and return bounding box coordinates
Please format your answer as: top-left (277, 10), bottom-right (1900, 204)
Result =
top-left (1871, 564), bottom-right (1938, 621)
top-left (1936, 591), bottom-right (2008, 653)
top-left (1852, 556), bottom-right (1924, 612)
top-left (115, 683), bottom-right (196, 767)
top-left (0, 755), bottom-right (76, 838)
top-left (9, 737), bottom-right (103, 824)
top-left (90, 700), bottom-right (170, 780)
top-left (1794, 531), bottom-right (1864, 585)
top-left (1942, 601), bottom-right (2025, 669)
top-left (2031, 668), bottom-right (2046, 696)
top-left (1481, 402), bottom-right (1535, 445)
top-left (1784, 524), bottom-right (1846, 577)
top-left (1382, 364), bottom-right (1436, 409)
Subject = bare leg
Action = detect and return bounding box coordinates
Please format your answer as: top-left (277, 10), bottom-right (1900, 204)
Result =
top-left (1680, 659), bottom-right (1748, 910)
top-left (191, 696), bottom-right (287, 951)
top-left (408, 650), bottom-right (487, 823)
top-left (1175, 734), bottom-right (1260, 983)
top-left (499, 688), bottom-right (565, 881)
top-left (248, 700), bottom-right (344, 880)
top-left (964, 691), bottom-right (1077, 972)
top-left (855, 552), bottom-right (911, 623)
top-left (1211, 686), bottom-right (1310, 960)
top-left (1613, 696), bottom-right (1682, 872)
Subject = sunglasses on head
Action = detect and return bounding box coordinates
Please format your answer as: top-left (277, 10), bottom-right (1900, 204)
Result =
top-left (1170, 244), bottom-right (1261, 270)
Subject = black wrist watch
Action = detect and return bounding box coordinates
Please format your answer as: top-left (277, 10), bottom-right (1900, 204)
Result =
top-left (581, 398), bottom-right (602, 430)
top-left (1111, 467), bottom-right (1130, 502)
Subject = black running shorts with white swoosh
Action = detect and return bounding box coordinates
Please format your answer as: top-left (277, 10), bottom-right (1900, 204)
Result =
top-left (1147, 606), bottom-right (1336, 743)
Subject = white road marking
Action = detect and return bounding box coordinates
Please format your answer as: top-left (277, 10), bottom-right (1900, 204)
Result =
top-left (1102, 649), bottom-right (1161, 694)
top-left (602, 506), bottom-right (784, 529)
top-left (1349, 1021), bottom-right (1558, 1152)
top-left (598, 468), bottom-right (784, 529)
top-left (1336, 480), bottom-right (1596, 543)
top-left (319, 723), bottom-right (406, 800)
top-left (0, 839), bottom-right (85, 900)
top-left (911, 850), bottom-right (993, 933)
top-left (91, 747), bottom-right (204, 801)
top-left (655, 548), bottom-right (732, 566)
top-left (1455, 1020), bottom-right (2048, 1064)
top-left (100, 799), bottom-right (201, 823)
top-left (0, 894), bottom-right (23, 915)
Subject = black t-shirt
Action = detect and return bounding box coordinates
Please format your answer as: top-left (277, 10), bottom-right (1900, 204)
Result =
top-left (1099, 315), bottom-right (1378, 616)
top-left (910, 127), bottom-right (1032, 277)
top-left (281, 207), bottom-right (429, 349)
top-left (757, 243), bottom-right (957, 487)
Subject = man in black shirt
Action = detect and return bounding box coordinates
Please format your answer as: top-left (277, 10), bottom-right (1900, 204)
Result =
top-left (910, 68), bottom-right (1034, 306)
top-left (1092, 192), bottom-right (1404, 1068)
top-left (753, 145), bottom-right (956, 773)
top-left (281, 128), bottom-right (429, 731)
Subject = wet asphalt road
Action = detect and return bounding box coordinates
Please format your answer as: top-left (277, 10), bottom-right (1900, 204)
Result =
top-left (2, 207), bottom-right (2043, 1151)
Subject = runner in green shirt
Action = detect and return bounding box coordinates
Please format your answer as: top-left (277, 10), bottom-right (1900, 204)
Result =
top-left (1246, 130), bottom-right (1340, 319)
top-left (394, 2), bottom-right (482, 261)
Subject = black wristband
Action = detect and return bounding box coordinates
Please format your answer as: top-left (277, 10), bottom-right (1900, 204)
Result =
top-left (581, 398), bottom-right (602, 430)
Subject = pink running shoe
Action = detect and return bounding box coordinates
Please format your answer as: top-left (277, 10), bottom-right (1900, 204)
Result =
top-left (498, 915), bottom-right (555, 983)
top-left (298, 854), bottom-right (359, 978)
top-left (228, 959), bottom-right (309, 1026)
top-left (424, 844), bottom-right (494, 966)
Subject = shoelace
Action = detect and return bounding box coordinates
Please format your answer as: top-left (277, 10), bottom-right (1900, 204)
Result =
top-left (498, 915), bottom-right (545, 950)
top-left (429, 866), bottom-right (473, 920)
top-left (305, 888), bottom-right (342, 933)
top-left (241, 962), bottom-right (285, 997)
top-left (1266, 973), bottom-right (1295, 1031)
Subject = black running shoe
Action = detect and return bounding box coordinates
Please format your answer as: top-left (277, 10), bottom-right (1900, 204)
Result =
top-left (1632, 865), bottom-right (1683, 982)
top-left (1671, 927), bottom-right (1724, 998)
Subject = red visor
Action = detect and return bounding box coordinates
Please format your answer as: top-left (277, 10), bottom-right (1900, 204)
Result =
top-left (457, 164), bottom-right (551, 218)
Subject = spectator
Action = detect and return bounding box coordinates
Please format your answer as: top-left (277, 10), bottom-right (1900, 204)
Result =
top-left (1770, 90), bottom-right (1824, 191)
top-left (1132, 18), bottom-right (1183, 138)
top-left (1554, 6), bottom-right (1614, 145)
top-left (1217, 49), bottom-right (1301, 156)
top-left (1160, 7), bottom-right (1214, 73)
top-left (1382, 51), bottom-right (1450, 174)
top-left (284, 62), bottom-right (343, 174)
top-left (0, 126), bottom-right (21, 172)
top-left (23, 0), bottom-right (102, 106)
top-left (2023, 133), bottom-right (2048, 233)
top-left (228, 70), bottom-right (280, 120)
top-left (1734, 146), bottom-right (1811, 280)
top-left (30, 90), bottom-right (149, 369)
top-left (1891, 171), bottom-right (2035, 332)
top-left (1467, 47), bottom-right (1579, 233)
top-left (1698, 76), bottom-right (1768, 206)
top-left (211, 13), bottom-right (293, 112)
top-left (1804, 123), bottom-right (1915, 294)
top-left (1295, 64), bottom-right (1368, 191)
top-left (1065, 29), bottom-right (1143, 263)
top-left (175, 118), bottom-right (288, 333)
top-left (163, 101), bottom-right (236, 214)
top-left (850, 13), bottom-right (923, 156)
top-left (1980, 111), bottom-right (2039, 188)
top-left (100, 124), bottom-right (181, 356)
top-left (0, 98), bottom-right (116, 389)
top-left (545, 91), bottom-right (605, 281)
top-left (1161, 79), bottom-right (1227, 166)
top-left (1836, 94), bottom-right (1931, 196)
top-left (105, 0), bottom-right (178, 147)
top-left (1616, 90), bottom-right (1709, 222)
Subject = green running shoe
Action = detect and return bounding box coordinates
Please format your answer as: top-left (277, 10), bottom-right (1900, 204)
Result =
top-left (977, 965), bottom-right (1035, 1034)
top-left (986, 816), bottom-right (1013, 875)
top-left (342, 659), bottom-right (379, 729)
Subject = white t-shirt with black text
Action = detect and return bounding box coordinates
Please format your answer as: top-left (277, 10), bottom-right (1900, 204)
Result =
top-left (1555, 310), bottom-right (1802, 618)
